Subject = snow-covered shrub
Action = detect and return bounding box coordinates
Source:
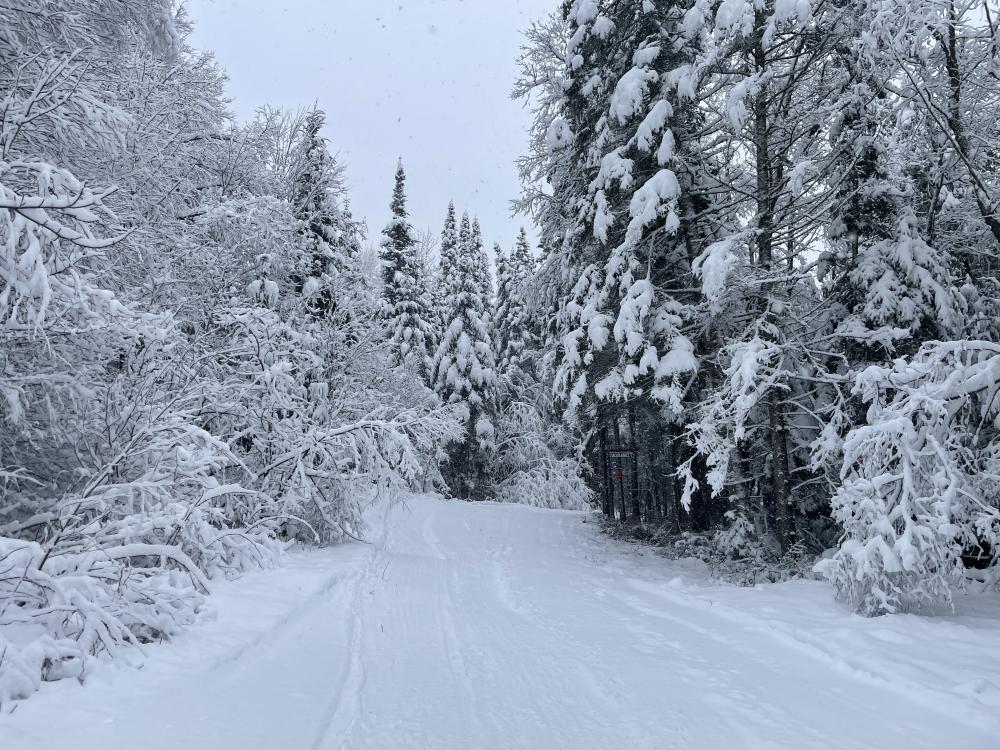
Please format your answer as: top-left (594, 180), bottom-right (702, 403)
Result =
top-left (0, 523), bottom-right (213, 703)
top-left (491, 401), bottom-right (593, 510)
top-left (216, 263), bottom-right (463, 541)
top-left (0, 330), bottom-right (280, 705)
top-left (816, 342), bottom-right (1000, 615)
top-left (644, 521), bottom-right (813, 587)
top-left (713, 510), bottom-right (759, 561)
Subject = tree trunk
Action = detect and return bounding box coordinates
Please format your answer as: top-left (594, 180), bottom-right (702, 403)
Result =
top-left (767, 392), bottom-right (793, 549)
top-left (664, 427), bottom-right (681, 533)
top-left (613, 415), bottom-right (627, 522)
top-left (629, 404), bottom-right (641, 520)
top-left (940, 1), bottom-right (1000, 248)
top-left (598, 412), bottom-right (613, 519)
top-left (752, 21), bottom-right (794, 551)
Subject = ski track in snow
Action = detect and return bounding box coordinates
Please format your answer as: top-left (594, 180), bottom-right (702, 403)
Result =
top-left (2, 495), bottom-right (999, 750)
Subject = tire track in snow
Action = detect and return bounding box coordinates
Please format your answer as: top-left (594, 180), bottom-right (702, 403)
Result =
top-left (308, 562), bottom-right (371, 750)
top-left (450, 504), bottom-right (667, 749)
top-left (531, 513), bottom-right (794, 746)
top-left (206, 565), bottom-right (361, 674)
top-left (443, 509), bottom-right (588, 743)
top-left (424, 503), bottom-right (490, 745)
top-left (310, 503), bottom-right (399, 749)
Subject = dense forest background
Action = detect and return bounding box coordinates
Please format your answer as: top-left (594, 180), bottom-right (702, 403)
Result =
top-left (514, 0), bottom-right (1000, 612)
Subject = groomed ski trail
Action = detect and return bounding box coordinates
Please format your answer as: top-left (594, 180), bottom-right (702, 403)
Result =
top-left (3, 495), bottom-right (998, 750)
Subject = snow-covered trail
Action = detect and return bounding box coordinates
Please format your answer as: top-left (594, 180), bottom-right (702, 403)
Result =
top-left (3, 496), bottom-right (999, 749)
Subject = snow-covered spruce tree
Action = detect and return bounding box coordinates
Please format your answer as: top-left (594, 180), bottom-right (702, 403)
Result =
top-left (511, 226), bottom-right (536, 280)
top-left (443, 211), bottom-right (473, 311)
top-left (495, 231), bottom-right (541, 390)
top-left (495, 246), bottom-right (518, 373)
top-left (649, 0), bottom-right (956, 552)
top-left (288, 108), bottom-right (364, 319)
top-left (492, 234), bottom-right (592, 510)
top-left (880, 0), bottom-right (1000, 254)
top-left (816, 342), bottom-right (1000, 614)
top-left (812, 0), bottom-right (966, 366)
top-left (470, 217), bottom-right (493, 316)
top-left (662, 0), bottom-right (870, 552)
top-left (380, 161), bottom-right (434, 378)
top-left (874, 0), bottom-right (1000, 342)
top-left (433, 201), bottom-right (461, 338)
top-left (803, 0), bottom-right (999, 590)
top-left (432, 213), bottom-right (499, 499)
top-left (518, 1), bottom-right (716, 525)
top-left (513, 13), bottom-right (590, 401)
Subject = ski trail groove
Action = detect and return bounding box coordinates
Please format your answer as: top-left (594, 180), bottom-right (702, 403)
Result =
top-left (309, 564), bottom-right (370, 750)
top-left (311, 502), bottom-right (400, 749)
top-left (206, 568), bottom-right (357, 673)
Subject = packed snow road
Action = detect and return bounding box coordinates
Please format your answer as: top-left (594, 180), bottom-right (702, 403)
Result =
top-left (3, 496), bottom-right (999, 749)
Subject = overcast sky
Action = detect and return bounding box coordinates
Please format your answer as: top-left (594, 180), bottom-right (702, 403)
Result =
top-left (186, 0), bottom-right (553, 252)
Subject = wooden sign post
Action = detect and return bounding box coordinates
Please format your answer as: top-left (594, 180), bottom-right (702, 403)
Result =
top-left (599, 407), bottom-right (642, 523)
top-left (605, 448), bottom-right (635, 522)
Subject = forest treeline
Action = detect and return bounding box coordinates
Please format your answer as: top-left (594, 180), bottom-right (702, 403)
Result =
top-left (514, 0), bottom-right (1000, 614)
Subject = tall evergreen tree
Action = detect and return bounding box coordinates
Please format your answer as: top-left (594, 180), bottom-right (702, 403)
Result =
top-left (447, 212), bottom-right (475, 317)
top-left (432, 213), bottom-right (498, 499)
top-left (517, 2), bottom-right (711, 527)
top-left (495, 245), bottom-right (515, 362)
top-left (290, 109), bottom-right (363, 318)
top-left (434, 202), bottom-right (460, 336)
top-left (511, 227), bottom-right (535, 283)
top-left (381, 160), bottom-right (434, 376)
top-left (470, 217), bottom-right (493, 315)
top-left (495, 240), bottom-right (533, 385)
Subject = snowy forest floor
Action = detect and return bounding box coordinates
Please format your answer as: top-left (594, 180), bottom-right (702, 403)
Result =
top-left (2, 496), bottom-right (998, 750)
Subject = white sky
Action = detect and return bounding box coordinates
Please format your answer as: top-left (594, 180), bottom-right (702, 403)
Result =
top-left (186, 0), bottom-right (553, 252)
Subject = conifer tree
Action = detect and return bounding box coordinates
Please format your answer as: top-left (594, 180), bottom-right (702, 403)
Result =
top-left (456, 212), bottom-right (472, 276)
top-left (470, 217), bottom-right (493, 315)
top-left (434, 202), bottom-right (460, 336)
top-left (503, 228), bottom-right (541, 379)
top-left (432, 212), bottom-right (498, 498)
top-left (446, 212), bottom-right (475, 323)
top-left (290, 109), bottom-right (363, 318)
top-left (495, 245), bottom-right (515, 363)
top-left (495, 241), bottom-right (532, 385)
top-left (381, 160), bottom-right (433, 376)
top-left (511, 227), bottom-right (535, 283)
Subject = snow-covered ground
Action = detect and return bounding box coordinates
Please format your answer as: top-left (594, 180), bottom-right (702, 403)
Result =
top-left (2, 496), bottom-right (998, 749)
